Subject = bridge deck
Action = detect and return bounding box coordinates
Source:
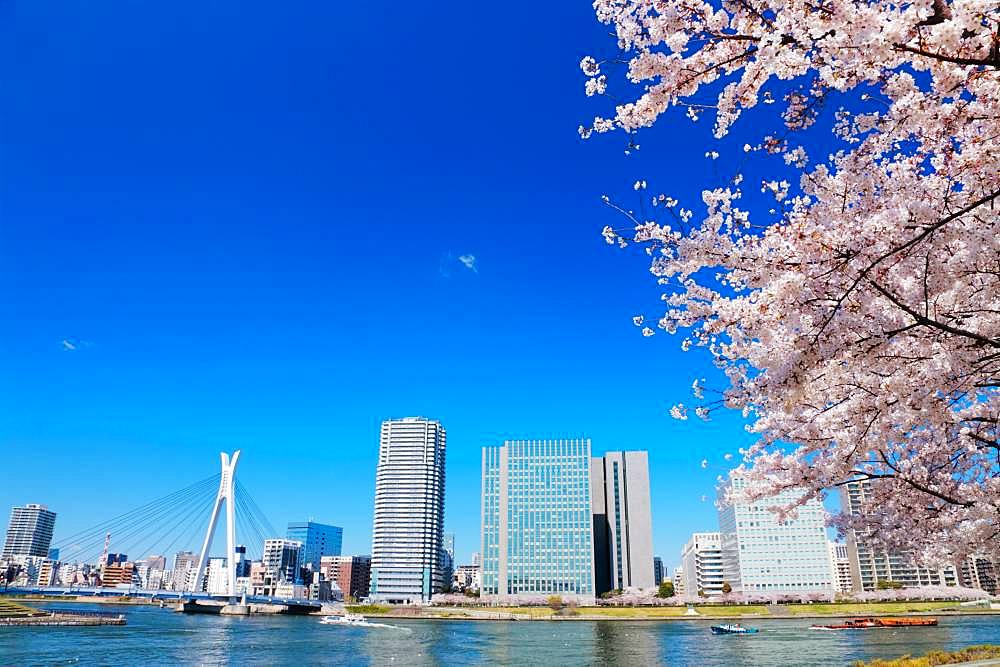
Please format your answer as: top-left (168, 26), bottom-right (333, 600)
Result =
top-left (2, 586), bottom-right (322, 608)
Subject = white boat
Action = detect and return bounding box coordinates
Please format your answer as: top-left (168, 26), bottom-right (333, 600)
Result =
top-left (319, 614), bottom-right (408, 631)
top-left (320, 613), bottom-right (368, 626)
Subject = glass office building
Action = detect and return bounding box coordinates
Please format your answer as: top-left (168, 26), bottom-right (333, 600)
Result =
top-left (481, 439), bottom-right (596, 600)
top-left (286, 521), bottom-right (343, 571)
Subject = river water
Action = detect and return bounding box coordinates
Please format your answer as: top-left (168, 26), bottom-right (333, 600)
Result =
top-left (2, 603), bottom-right (998, 666)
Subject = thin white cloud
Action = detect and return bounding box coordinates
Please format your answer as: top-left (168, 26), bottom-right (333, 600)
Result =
top-left (439, 252), bottom-right (479, 278)
top-left (458, 254), bottom-right (477, 273)
top-left (61, 338), bottom-right (93, 352)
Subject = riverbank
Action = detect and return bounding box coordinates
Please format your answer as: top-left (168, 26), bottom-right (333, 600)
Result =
top-left (10, 595), bottom-right (160, 606)
top-left (853, 644), bottom-right (1000, 667)
top-left (352, 601), bottom-right (1000, 622)
top-left (0, 598), bottom-right (126, 626)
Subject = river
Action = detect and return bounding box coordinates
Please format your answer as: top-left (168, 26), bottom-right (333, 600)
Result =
top-left (2, 603), bottom-right (998, 666)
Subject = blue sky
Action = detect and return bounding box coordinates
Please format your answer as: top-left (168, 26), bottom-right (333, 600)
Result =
top-left (1, 1), bottom-right (812, 570)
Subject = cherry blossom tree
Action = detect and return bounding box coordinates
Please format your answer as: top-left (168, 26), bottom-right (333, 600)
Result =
top-left (581, 0), bottom-right (999, 560)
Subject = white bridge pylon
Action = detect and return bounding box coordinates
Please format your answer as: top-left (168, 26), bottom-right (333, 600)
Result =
top-left (189, 451), bottom-right (241, 598)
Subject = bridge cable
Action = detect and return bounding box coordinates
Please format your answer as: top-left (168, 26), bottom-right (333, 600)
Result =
top-left (56, 478), bottom-right (219, 561)
top-left (110, 482), bottom-right (220, 560)
top-left (58, 479), bottom-right (220, 564)
top-left (127, 483), bottom-right (220, 562)
top-left (234, 480), bottom-right (278, 537)
top-left (52, 474), bottom-right (221, 548)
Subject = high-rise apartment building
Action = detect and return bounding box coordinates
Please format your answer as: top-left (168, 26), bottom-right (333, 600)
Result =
top-left (960, 556), bottom-right (999, 595)
top-left (321, 555), bottom-right (372, 600)
top-left (653, 556), bottom-right (664, 585)
top-left (828, 541), bottom-right (853, 593)
top-left (841, 479), bottom-right (959, 591)
top-left (286, 521), bottom-right (343, 571)
top-left (718, 478), bottom-right (834, 594)
top-left (482, 438), bottom-right (596, 600)
top-left (370, 417), bottom-right (447, 603)
top-left (681, 531), bottom-right (726, 597)
top-left (591, 451), bottom-right (655, 594)
top-left (3, 504), bottom-right (57, 559)
top-left (171, 551), bottom-right (198, 591)
top-left (262, 539), bottom-right (303, 584)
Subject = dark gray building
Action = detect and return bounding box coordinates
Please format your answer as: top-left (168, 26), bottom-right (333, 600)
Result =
top-left (591, 451), bottom-right (655, 595)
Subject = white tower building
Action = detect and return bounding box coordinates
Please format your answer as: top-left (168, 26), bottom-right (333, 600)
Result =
top-left (681, 532), bottom-right (725, 597)
top-left (718, 477), bottom-right (834, 596)
top-left (369, 417), bottom-right (446, 603)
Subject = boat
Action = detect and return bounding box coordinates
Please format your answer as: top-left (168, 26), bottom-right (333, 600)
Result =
top-left (320, 613), bottom-right (370, 626)
top-left (810, 617), bottom-right (938, 630)
top-left (318, 614), bottom-right (410, 631)
top-left (710, 623), bottom-right (759, 635)
top-left (877, 617), bottom-right (938, 627)
top-left (810, 618), bottom-right (878, 630)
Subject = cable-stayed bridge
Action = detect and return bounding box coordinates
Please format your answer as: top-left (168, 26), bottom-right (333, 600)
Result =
top-left (17, 451), bottom-right (321, 612)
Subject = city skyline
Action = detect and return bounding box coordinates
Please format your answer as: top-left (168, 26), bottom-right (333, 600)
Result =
top-left (6, 448), bottom-right (997, 599)
top-left (0, 0), bottom-right (770, 571)
top-left (4, 425), bottom-right (771, 573)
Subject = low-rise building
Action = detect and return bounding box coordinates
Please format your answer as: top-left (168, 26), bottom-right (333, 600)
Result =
top-left (828, 542), bottom-right (853, 594)
top-left (171, 551), bottom-right (198, 591)
top-left (206, 557), bottom-right (229, 595)
top-left (101, 562), bottom-right (138, 588)
top-left (682, 532), bottom-right (725, 597)
top-left (36, 559), bottom-right (58, 587)
top-left (263, 539), bottom-right (303, 584)
top-left (273, 582), bottom-right (311, 599)
top-left (320, 555), bottom-right (372, 601)
top-left (453, 564), bottom-right (481, 592)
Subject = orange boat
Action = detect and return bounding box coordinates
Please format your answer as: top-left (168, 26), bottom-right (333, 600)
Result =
top-left (811, 617), bottom-right (938, 630)
top-left (876, 617), bottom-right (938, 627)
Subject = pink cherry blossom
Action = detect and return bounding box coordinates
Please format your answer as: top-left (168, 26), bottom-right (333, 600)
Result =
top-left (583, 0), bottom-right (1000, 559)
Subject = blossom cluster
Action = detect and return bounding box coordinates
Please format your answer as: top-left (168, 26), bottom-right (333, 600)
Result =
top-left (582, 0), bottom-right (1000, 557)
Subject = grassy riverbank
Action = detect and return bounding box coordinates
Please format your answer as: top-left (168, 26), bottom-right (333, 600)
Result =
top-left (0, 598), bottom-right (126, 626)
top-left (853, 644), bottom-right (1000, 666)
